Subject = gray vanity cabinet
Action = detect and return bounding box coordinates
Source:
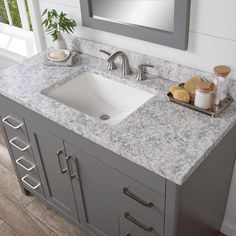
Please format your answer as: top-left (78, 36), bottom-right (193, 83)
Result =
top-left (25, 121), bottom-right (80, 222)
top-left (0, 96), bottom-right (235, 236)
top-left (64, 143), bottom-right (119, 236)
top-left (26, 121), bottom-right (119, 236)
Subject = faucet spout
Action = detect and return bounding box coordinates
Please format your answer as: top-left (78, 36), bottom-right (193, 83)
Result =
top-left (108, 51), bottom-right (131, 75)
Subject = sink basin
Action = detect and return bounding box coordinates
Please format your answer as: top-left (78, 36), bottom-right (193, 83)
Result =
top-left (46, 72), bottom-right (153, 125)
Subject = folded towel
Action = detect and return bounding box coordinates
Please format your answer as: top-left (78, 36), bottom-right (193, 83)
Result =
top-left (43, 51), bottom-right (79, 67)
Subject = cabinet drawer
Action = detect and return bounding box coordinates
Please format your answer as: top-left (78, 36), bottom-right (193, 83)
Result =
top-left (16, 159), bottom-right (44, 196)
top-left (13, 148), bottom-right (44, 196)
top-left (21, 174), bottom-right (44, 196)
top-left (0, 106), bottom-right (44, 197)
top-left (119, 197), bottom-right (164, 232)
top-left (0, 107), bottom-right (36, 164)
top-left (9, 137), bottom-right (36, 164)
top-left (119, 207), bottom-right (163, 236)
top-left (1, 108), bottom-right (29, 142)
top-left (116, 173), bottom-right (165, 218)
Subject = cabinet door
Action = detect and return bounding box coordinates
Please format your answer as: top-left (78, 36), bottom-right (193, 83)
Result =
top-left (25, 121), bottom-right (79, 221)
top-left (65, 142), bottom-right (119, 236)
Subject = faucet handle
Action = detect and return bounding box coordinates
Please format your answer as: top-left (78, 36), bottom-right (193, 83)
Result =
top-left (99, 50), bottom-right (117, 70)
top-left (136, 64), bottom-right (154, 81)
top-left (99, 50), bottom-right (111, 56)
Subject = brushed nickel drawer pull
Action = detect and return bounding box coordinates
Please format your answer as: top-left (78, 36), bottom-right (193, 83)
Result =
top-left (56, 149), bottom-right (67, 174)
top-left (9, 137), bottom-right (30, 151)
top-left (124, 212), bottom-right (153, 232)
top-left (21, 175), bottom-right (40, 190)
top-left (66, 156), bottom-right (76, 179)
top-left (16, 157), bottom-right (35, 171)
top-left (2, 115), bottom-right (23, 129)
top-left (122, 187), bottom-right (154, 208)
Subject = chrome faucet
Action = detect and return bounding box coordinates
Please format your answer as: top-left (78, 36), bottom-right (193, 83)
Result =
top-left (107, 51), bottom-right (131, 75)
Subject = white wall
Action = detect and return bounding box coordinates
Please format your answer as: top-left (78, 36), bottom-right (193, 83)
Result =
top-left (38, 0), bottom-right (236, 234)
top-left (39, 0), bottom-right (236, 78)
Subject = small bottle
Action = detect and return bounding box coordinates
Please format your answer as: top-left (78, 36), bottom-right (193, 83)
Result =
top-left (194, 81), bottom-right (215, 110)
top-left (213, 65), bottom-right (231, 105)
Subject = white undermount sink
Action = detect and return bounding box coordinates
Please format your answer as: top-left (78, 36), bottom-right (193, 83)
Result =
top-left (47, 72), bottom-right (153, 125)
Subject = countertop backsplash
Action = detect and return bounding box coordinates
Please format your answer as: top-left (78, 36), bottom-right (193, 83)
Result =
top-left (65, 35), bottom-right (217, 83)
top-left (64, 35), bottom-right (236, 100)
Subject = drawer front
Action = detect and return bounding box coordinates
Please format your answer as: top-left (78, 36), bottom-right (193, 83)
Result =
top-left (1, 108), bottom-right (29, 142)
top-left (9, 137), bottom-right (36, 164)
top-left (21, 174), bottom-right (43, 196)
top-left (9, 137), bottom-right (44, 196)
top-left (17, 161), bottom-right (44, 196)
top-left (119, 199), bottom-right (164, 234)
top-left (116, 173), bottom-right (164, 236)
top-left (119, 208), bottom-right (162, 236)
top-left (116, 173), bottom-right (165, 218)
top-left (0, 107), bottom-right (35, 164)
top-left (0, 106), bottom-right (44, 196)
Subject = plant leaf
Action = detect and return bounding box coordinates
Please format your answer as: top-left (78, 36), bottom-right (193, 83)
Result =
top-left (42, 9), bottom-right (48, 16)
top-left (42, 8), bottom-right (77, 40)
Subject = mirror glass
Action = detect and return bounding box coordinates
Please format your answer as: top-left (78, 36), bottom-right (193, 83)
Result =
top-left (90, 0), bottom-right (175, 32)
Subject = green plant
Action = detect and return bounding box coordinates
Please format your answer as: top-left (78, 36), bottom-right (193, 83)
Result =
top-left (42, 9), bottom-right (77, 41)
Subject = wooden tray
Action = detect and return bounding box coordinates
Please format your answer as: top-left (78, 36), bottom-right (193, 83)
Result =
top-left (167, 84), bottom-right (233, 118)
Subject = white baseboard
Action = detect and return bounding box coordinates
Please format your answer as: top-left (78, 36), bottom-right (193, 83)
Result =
top-left (221, 222), bottom-right (236, 236)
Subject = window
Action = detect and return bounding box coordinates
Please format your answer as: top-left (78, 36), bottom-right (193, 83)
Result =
top-left (0, 0), bottom-right (32, 31)
top-left (0, 0), bottom-right (38, 57)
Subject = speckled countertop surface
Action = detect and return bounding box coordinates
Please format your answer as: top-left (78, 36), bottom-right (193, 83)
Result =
top-left (0, 52), bottom-right (236, 185)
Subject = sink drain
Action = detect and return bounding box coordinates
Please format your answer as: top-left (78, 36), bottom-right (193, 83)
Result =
top-left (99, 114), bottom-right (110, 120)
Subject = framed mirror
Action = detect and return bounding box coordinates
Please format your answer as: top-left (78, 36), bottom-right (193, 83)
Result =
top-left (80, 0), bottom-right (191, 50)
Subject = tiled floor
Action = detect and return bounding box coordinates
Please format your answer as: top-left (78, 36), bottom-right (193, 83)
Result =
top-left (0, 142), bottom-right (87, 236)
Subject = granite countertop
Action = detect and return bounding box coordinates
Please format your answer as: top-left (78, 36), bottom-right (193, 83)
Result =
top-left (0, 52), bottom-right (236, 185)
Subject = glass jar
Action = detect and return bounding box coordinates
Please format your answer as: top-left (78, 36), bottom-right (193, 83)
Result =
top-left (213, 65), bottom-right (231, 105)
top-left (194, 82), bottom-right (215, 110)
